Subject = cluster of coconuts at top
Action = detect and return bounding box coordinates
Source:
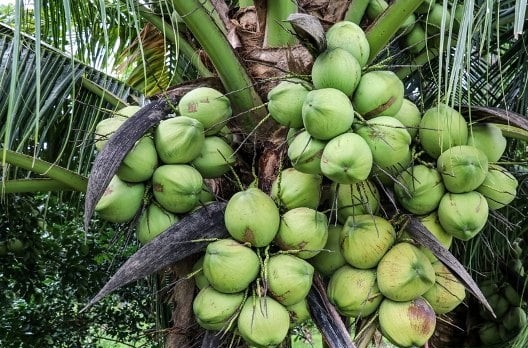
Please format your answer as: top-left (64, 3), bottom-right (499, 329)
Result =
top-left (93, 87), bottom-right (235, 244)
top-left (91, 20), bottom-right (520, 348)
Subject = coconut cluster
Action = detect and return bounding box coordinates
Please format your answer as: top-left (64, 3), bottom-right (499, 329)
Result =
top-left (263, 18), bottom-right (520, 347)
top-left (92, 87), bottom-right (236, 244)
top-left (192, 186), bottom-right (324, 346)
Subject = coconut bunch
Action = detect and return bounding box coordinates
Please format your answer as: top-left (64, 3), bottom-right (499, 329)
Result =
top-left (191, 186), bottom-right (325, 346)
top-left (92, 87), bottom-right (236, 244)
top-left (476, 279), bottom-right (527, 346)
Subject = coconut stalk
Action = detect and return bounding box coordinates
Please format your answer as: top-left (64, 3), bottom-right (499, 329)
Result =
top-left (170, 0), bottom-right (267, 133)
top-left (365, 0), bottom-right (425, 63)
top-left (137, 7), bottom-right (214, 78)
top-left (1, 149), bottom-right (88, 192)
top-left (264, 0), bottom-right (298, 48)
top-left (344, 0), bottom-right (370, 24)
top-left (81, 77), bottom-right (129, 109)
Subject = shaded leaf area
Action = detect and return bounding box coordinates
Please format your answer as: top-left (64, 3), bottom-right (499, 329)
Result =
top-left (308, 275), bottom-right (356, 348)
top-left (0, 23), bottom-right (136, 178)
top-left (83, 202), bottom-right (228, 310)
top-left (406, 217), bottom-right (494, 316)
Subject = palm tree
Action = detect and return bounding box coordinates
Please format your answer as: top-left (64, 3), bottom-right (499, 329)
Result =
top-left (2, 0), bottom-right (528, 347)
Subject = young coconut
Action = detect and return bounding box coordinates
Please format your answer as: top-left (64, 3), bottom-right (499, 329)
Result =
top-left (95, 175), bottom-right (145, 223)
top-left (476, 164), bottom-right (518, 210)
top-left (413, 212), bottom-right (453, 262)
top-left (271, 168), bottom-right (322, 210)
top-left (311, 48), bottom-right (362, 96)
top-left (340, 215), bottom-right (396, 269)
top-left (152, 164), bottom-right (203, 214)
top-left (266, 254), bottom-right (314, 306)
top-left (422, 259), bottom-right (466, 314)
top-left (437, 145), bottom-right (489, 193)
top-left (302, 88), bottom-right (355, 140)
top-left (333, 180), bottom-right (380, 224)
top-left (378, 297), bottom-right (437, 348)
top-left (404, 24), bottom-right (427, 55)
top-left (325, 21), bottom-right (370, 67)
top-left (377, 242), bottom-right (436, 301)
top-left (437, 191), bottom-right (489, 240)
top-left (203, 239), bottom-right (260, 293)
top-left (94, 117), bottom-right (125, 151)
top-left (224, 188), bottom-right (280, 247)
top-left (366, 0), bottom-right (388, 20)
top-left (309, 225), bottom-right (347, 277)
top-left (191, 136), bottom-right (236, 178)
top-left (370, 150), bottom-right (413, 185)
top-left (117, 136), bottom-right (158, 182)
top-left (320, 133), bottom-right (373, 184)
top-left (467, 123), bottom-right (507, 162)
top-left (327, 265), bottom-right (383, 318)
top-left (154, 116), bottom-right (205, 164)
top-left (112, 105), bottom-right (140, 120)
top-left (354, 116), bottom-right (412, 168)
top-left (351, 70), bottom-right (404, 118)
top-left (286, 299), bottom-right (311, 325)
top-left (192, 256), bottom-right (209, 289)
top-left (136, 203), bottom-right (179, 244)
top-left (178, 87), bottom-right (232, 135)
top-left (392, 98), bottom-right (422, 138)
top-left (275, 207), bottom-right (328, 259)
top-left (425, 3), bottom-right (451, 34)
top-left (237, 296), bottom-right (290, 347)
top-left (287, 130), bottom-right (326, 175)
top-left (393, 164), bottom-right (445, 215)
top-left (419, 103), bottom-right (468, 158)
top-left (192, 286), bottom-right (244, 331)
top-left (267, 80), bottom-right (310, 128)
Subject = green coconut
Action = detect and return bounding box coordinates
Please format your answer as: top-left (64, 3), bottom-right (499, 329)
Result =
top-left (271, 168), bottom-right (322, 210)
top-left (437, 191), bottom-right (489, 240)
top-left (377, 242), bottom-right (436, 301)
top-left (419, 103), bottom-right (468, 158)
top-left (287, 299), bottom-right (311, 325)
top-left (178, 87), bottom-right (231, 135)
top-left (275, 207), bottom-right (328, 259)
top-left (136, 203), bottom-right (179, 244)
top-left (414, 212), bottom-right (453, 261)
top-left (340, 215), bottom-right (396, 269)
top-left (437, 145), bottom-right (489, 193)
top-left (378, 297), bottom-right (437, 348)
top-left (191, 136), bottom-right (235, 178)
top-left (117, 136), bottom-right (158, 182)
top-left (237, 296), bottom-right (290, 347)
top-left (95, 175), bottom-right (145, 223)
top-left (267, 80), bottom-right (310, 128)
top-left (309, 225), bottom-right (347, 277)
top-left (152, 164), bottom-right (203, 214)
top-left (6, 238), bottom-right (25, 254)
top-left (415, 0), bottom-right (435, 14)
top-left (267, 254), bottom-right (314, 306)
top-left (394, 164), bottom-right (445, 215)
top-left (199, 181), bottom-right (216, 203)
top-left (325, 21), bottom-right (370, 67)
top-left (404, 24), bottom-right (427, 55)
top-left (333, 180), bottom-right (380, 224)
top-left (203, 239), bottom-right (260, 293)
top-left (503, 307), bottom-right (527, 332)
top-left (155, 116), bottom-right (205, 164)
top-left (94, 117), bottom-right (125, 151)
top-left (477, 164), bottom-right (518, 210)
top-left (192, 256), bottom-right (209, 289)
top-left (311, 48), bottom-right (362, 96)
top-left (422, 260), bottom-right (466, 314)
top-left (320, 133), bottom-right (373, 184)
top-left (370, 149), bottom-right (413, 185)
top-left (113, 105), bottom-right (140, 120)
top-left (487, 293), bottom-right (510, 319)
top-left (467, 123), bottom-right (507, 162)
top-left (355, 116), bottom-right (412, 168)
top-left (287, 131), bottom-right (326, 175)
top-left (426, 3), bottom-right (451, 34)
top-left (302, 88), bottom-right (355, 140)
top-left (479, 322), bottom-right (502, 345)
top-left (193, 286), bottom-right (244, 331)
top-left (366, 0), bottom-right (388, 20)
top-left (393, 99), bottom-right (422, 138)
top-left (351, 70), bottom-right (404, 118)
top-left (224, 187), bottom-right (280, 247)
top-left (398, 13), bottom-right (416, 35)
top-left (327, 265), bottom-right (383, 318)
